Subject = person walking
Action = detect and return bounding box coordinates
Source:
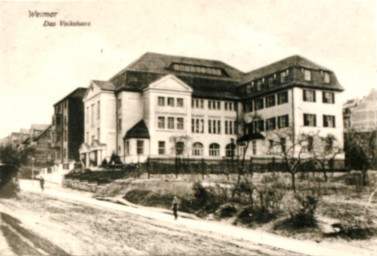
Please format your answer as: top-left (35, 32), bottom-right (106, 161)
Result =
top-left (39, 176), bottom-right (44, 191)
top-left (172, 196), bottom-right (179, 220)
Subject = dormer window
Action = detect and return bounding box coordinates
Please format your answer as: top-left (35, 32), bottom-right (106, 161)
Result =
top-left (280, 72), bottom-right (286, 83)
top-left (171, 63), bottom-right (225, 76)
top-left (324, 72), bottom-right (330, 83)
top-left (268, 77), bottom-right (274, 87)
top-left (256, 80), bottom-right (262, 91)
top-left (304, 69), bottom-right (311, 81)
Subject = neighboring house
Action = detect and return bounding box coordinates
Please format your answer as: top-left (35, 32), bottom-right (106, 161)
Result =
top-left (343, 98), bottom-right (360, 130)
top-left (344, 88), bottom-right (377, 132)
top-left (51, 88), bottom-right (87, 166)
top-left (80, 52), bottom-right (345, 167)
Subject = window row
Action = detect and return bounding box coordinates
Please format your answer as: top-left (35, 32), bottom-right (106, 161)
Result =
top-left (191, 118), bottom-right (236, 134)
top-left (303, 114), bottom-right (336, 127)
top-left (158, 116), bottom-right (184, 130)
top-left (245, 115), bottom-right (289, 134)
top-left (303, 90), bottom-right (335, 103)
top-left (243, 69), bottom-right (331, 95)
top-left (244, 91), bottom-right (288, 112)
top-left (158, 96), bottom-right (184, 107)
top-left (171, 63), bottom-right (225, 76)
top-left (192, 99), bottom-right (235, 111)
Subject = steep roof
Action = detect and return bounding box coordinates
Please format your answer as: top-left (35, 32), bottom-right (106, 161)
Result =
top-left (92, 80), bottom-right (116, 91)
top-left (242, 55), bottom-right (331, 83)
top-left (54, 87), bottom-right (87, 106)
top-left (33, 125), bottom-right (51, 141)
top-left (111, 52), bottom-right (243, 82)
top-left (124, 120), bottom-right (150, 140)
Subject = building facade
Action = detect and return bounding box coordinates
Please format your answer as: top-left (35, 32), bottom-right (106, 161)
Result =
top-left (80, 53), bottom-right (345, 167)
top-left (51, 88), bottom-right (87, 165)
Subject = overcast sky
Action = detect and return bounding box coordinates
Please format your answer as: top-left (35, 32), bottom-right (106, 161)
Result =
top-left (0, 0), bottom-right (376, 138)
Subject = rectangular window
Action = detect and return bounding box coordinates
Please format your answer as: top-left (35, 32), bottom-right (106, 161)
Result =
top-left (168, 117), bottom-right (174, 129)
top-left (224, 102), bottom-right (228, 111)
top-left (158, 96), bottom-right (165, 106)
top-left (200, 99), bottom-right (204, 109)
top-left (268, 77), bottom-right (274, 87)
top-left (125, 141), bottom-right (130, 155)
top-left (252, 141), bottom-right (257, 155)
top-left (208, 120), bottom-right (212, 133)
top-left (303, 89), bottom-right (316, 102)
top-left (266, 95), bottom-right (276, 108)
top-left (117, 118), bottom-right (122, 131)
top-left (246, 84), bottom-right (252, 94)
top-left (304, 114), bottom-right (317, 127)
top-left (322, 91), bottom-right (335, 104)
top-left (278, 91), bottom-right (288, 104)
top-left (192, 118), bottom-right (204, 133)
top-left (177, 118), bottom-right (184, 130)
top-left (158, 116), bottom-right (165, 129)
top-left (304, 69), bottom-right (311, 81)
top-left (225, 121), bottom-right (229, 134)
top-left (256, 80), bottom-right (262, 91)
top-left (208, 119), bottom-right (220, 134)
top-left (280, 72), bottom-right (286, 83)
top-left (255, 98), bottom-right (264, 110)
top-left (91, 104), bottom-right (94, 127)
top-left (137, 140), bottom-right (144, 155)
top-left (323, 115), bottom-right (336, 128)
top-left (167, 97), bottom-right (174, 106)
top-left (177, 98), bottom-right (184, 107)
top-left (278, 115), bottom-right (289, 128)
top-left (217, 120), bottom-right (221, 134)
top-left (158, 141), bottom-right (165, 155)
top-left (324, 72), bottom-right (330, 83)
top-left (266, 117), bottom-right (276, 131)
top-left (97, 101), bottom-right (100, 120)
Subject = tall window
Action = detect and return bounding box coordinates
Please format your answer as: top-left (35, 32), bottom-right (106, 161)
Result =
top-left (168, 117), bottom-right (174, 129)
top-left (322, 91), bottom-right (335, 104)
top-left (266, 95), bottom-right (276, 108)
top-left (278, 115), bottom-right (289, 128)
top-left (91, 104), bottom-right (94, 127)
top-left (266, 117), bottom-right (276, 131)
top-left (192, 142), bottom-right (203, 156)
top-left (167, 97), bottom-right (174, 106)
top-left (208, 119), bottom-right (221, 134)
top-left (255, 98), bottom-right (264, 110)
top-left (192, 118), bottom-right (204, 133)
top-left (137, 140), bottom-right (144, 155)
top-left (303, 89), bottom-right (316, 102)
top-left (125, 141), bottom-right (130, 155)
top-left (323, 115), bottom-right (335, 128)
top-left (209, 143), bottom-right (220, 156)
top-left (158, 96), bottom-right (165, 106)
top-left (177, 118), bottom-right (184, 130)
top-left (158, 141), bottom-right (165, 155)
top-left (97, 101), bottom-right (100, 120)
top-left (192, 99), bottom-right (204, 109)
top-left (224, 102), bottom-right (233, 111)
top-left (158, 116), bottom-right (165, 129)
top-left (304, 69), bottom-right (311, 81)
top-left (225, 120), bottom-right (234, 135)
top-left (177, 98), bottom-right (184, 107)
top-left (208, 100), bottom-right (221, 110)
top-left (278, 91), bottom-right (288, 104)
top-left (304, 114), bottom-right (316, 127)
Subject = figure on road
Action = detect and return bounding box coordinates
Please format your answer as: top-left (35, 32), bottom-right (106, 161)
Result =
top-left (172, 196), bottom-right (179, 220)
top-left (39, 176), bottom-right (44, 191)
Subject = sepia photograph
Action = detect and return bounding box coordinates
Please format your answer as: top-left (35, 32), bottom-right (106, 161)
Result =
top-left (0, 0), bottom-right (376, 255)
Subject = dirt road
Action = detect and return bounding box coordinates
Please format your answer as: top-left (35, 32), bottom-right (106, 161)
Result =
top-left (0, 190), bottom-right (305, 256)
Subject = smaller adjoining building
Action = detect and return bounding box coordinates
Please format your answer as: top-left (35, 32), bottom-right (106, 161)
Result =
top-left (51, 88), bottom-right (87, 168)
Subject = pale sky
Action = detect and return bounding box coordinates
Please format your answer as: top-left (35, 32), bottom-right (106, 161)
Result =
top-left (0, 0), bottom-right (376, 138)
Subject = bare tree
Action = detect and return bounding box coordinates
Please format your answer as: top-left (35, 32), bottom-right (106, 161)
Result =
top-left (267, 127), bottom-right (310, 192)
top-left (310, 133), bottom-right (342, 182)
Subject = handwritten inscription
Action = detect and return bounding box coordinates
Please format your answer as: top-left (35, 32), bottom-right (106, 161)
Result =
top-left (29, 10), bottom-right (91, 27)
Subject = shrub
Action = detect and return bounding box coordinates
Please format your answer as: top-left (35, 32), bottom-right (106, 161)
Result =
top-left (344, 172), bottom-right (363, 185)
top-left (333, 217), bottom-right (375, 240)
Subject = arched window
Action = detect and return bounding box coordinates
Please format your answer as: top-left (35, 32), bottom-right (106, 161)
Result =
top-left (192, 142), bottom-right (203, 156)
top-left (225, 143), bottom-right (236, 157)
top-left (209, 143), bottom-right (220, 157)
top-left (175, 142), bottom-right (184, 155)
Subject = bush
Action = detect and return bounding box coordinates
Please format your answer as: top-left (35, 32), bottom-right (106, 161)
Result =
top-left (344, 172), bottom-right (363, 185)
top-left (333, 217), bottom-right (375, 240)
top-left (191, 181), bottom-right (225, 214)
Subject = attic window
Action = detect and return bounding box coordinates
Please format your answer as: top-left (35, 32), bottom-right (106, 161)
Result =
top-left (171, 63), bottom-right (225, 76)
top-left (324, 72), bottom-right (330, 83)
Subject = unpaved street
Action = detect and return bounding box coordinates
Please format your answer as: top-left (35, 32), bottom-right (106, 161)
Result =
top-left (0, 190), bottom-right (303, 256)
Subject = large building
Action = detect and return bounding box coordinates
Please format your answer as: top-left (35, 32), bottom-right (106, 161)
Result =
top-left (51, 88), bottom-right (87, 166)
top-left (80, 53), bottom-right (344, 167)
